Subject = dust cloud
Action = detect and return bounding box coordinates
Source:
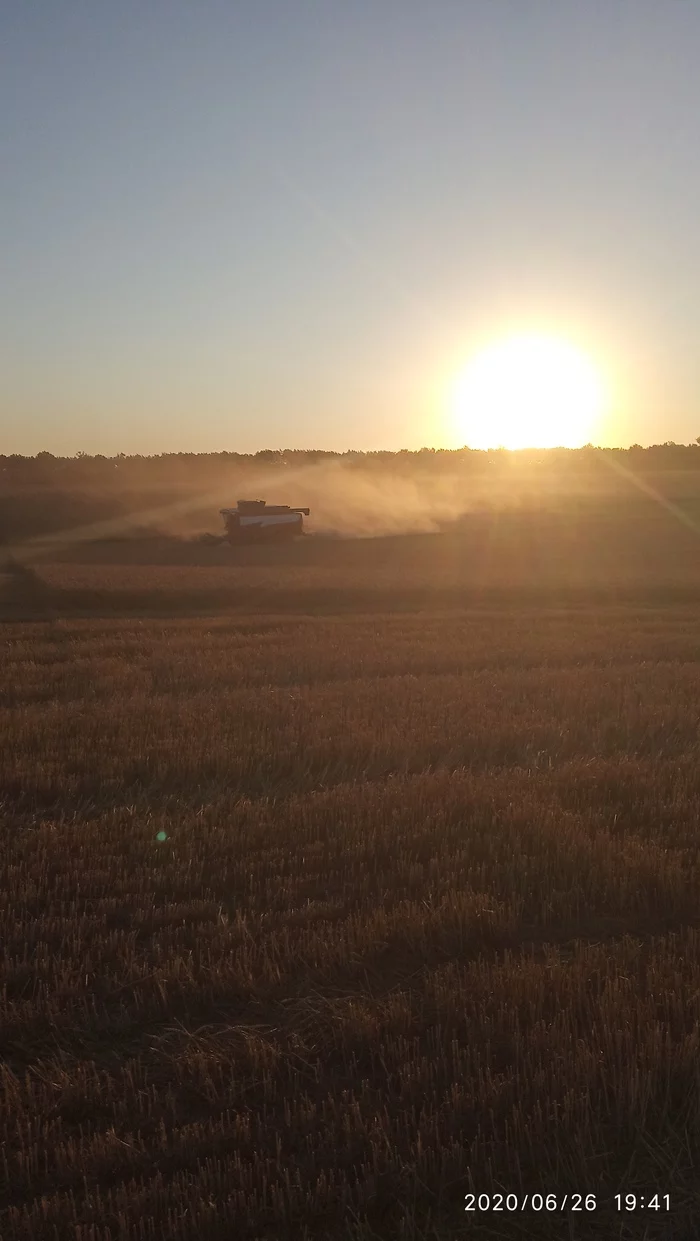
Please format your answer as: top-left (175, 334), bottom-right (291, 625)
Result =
top-left (3, 450), bottom-right (644, 556)
top-left (224, 457), bottom-right (587, 538)
top-left (5, 462), bottom-right (470, 558)
top-left (220, 460), bottom-right (502, 538)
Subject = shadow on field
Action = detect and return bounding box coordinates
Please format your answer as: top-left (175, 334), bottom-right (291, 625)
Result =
top-left (0, 556), bottom-right (56, 618)
top-left (25, 530), bottom-right (444, 566)
top-left (4, 573), bottom-right (700, 622)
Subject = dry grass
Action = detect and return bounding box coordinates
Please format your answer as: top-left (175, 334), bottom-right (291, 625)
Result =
top-left (2, 545), bottom-right (700, 1236)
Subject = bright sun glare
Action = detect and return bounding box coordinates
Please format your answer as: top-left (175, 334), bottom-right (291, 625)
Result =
top-left (451, 334), bottom-right (606, 450)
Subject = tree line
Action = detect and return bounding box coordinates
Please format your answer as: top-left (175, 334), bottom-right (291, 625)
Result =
top-left (2, 442), bottom-right (700, 491)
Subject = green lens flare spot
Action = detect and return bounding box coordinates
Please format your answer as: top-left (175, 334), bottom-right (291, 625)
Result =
top-left (156, 830), bottom-right (168, 841)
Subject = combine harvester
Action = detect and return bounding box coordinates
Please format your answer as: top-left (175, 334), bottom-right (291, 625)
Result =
top-left (220, 499), bottom-right (311, 544)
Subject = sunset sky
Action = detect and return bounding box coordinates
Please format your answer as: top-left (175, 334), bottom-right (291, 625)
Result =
top-left (3, 2), bottom-right (699, 455)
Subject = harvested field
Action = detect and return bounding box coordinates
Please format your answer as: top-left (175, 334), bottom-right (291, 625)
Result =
top-left (2, 584), bottom-right (700, 1238)
top-left (5, 499), bottom-right (700, 621)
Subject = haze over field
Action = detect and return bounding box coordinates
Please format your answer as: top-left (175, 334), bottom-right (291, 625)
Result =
top-left (5, 444), bottom-right (700, 550)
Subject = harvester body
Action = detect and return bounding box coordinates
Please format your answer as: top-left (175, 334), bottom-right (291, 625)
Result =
top-left (220, 499), bottom-right (310, 544)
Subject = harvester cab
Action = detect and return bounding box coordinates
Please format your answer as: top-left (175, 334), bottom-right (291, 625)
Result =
top-left (220, 500), bottom-right (311, 544)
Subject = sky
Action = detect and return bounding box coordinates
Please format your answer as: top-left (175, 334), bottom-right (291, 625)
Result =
top-left (2, 1), bottom-right (700, 455)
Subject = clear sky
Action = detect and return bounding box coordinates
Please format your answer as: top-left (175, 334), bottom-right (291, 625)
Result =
top-left (3, 1), bottom-right (699, 454)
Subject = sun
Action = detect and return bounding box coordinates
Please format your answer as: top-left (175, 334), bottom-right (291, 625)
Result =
top-left (450, 333), bottom-right (606, 450)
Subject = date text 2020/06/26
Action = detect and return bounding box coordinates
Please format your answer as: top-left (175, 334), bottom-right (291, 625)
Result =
top-left (464, 1192), bottom-right (671, 1213)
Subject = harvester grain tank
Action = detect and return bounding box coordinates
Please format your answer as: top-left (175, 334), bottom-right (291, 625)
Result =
top-left (220, 499), bottom-right (311, 544)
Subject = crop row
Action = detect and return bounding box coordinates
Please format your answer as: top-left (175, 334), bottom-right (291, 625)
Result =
top-left (1, 610), bottom-right (700, 1238)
